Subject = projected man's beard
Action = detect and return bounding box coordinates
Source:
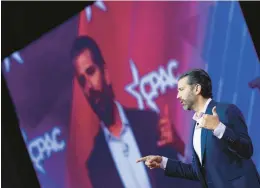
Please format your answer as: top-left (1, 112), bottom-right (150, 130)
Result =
top-left (87, 83), bottom-right (115, 127)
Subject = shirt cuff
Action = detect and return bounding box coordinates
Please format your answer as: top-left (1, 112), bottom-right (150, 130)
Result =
top-left (160, 156), bottom-right (168, 170)
top-left (213, 122), bottom-right (226, 139)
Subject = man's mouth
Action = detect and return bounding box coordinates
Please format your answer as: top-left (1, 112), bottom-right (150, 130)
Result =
top-left (94, 98), bottom-right (100, 103)
top-left (89, 92), bottom-right (102, 104)
top-left (93, 97), bottom-right (102, 105)
top-left (88, 95), bottom-right (101, 106)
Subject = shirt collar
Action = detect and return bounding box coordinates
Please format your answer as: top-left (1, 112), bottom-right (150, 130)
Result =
top-left (192, 98), bottom-right (212, 121)
top-left (101, 101), bottom-right (129, 141)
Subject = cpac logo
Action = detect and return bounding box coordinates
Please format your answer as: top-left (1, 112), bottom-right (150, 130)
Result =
top-left (22, 127), bottom-right (66, 174)
top-left (125, 59), bottom-right (179, 112)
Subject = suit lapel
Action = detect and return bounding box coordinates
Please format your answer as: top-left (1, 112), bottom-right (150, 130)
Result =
top-left (125, 108), bottom-right (158, 188)
top-left (201, 100), bottom-right (217, 164)
top-left (200, 126), bottom-right (208, 163)
top-left (87, 131), bottom-right (124, 188)
top-left (191, 120), bottom-right (201, 163)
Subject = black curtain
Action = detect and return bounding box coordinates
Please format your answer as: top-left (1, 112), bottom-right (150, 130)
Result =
top-left (1, 1), bottom-right (259, 188)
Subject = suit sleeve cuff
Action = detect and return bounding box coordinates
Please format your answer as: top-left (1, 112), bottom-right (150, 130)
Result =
top-left (160, 156), bottom-right (168, 170)
top-left (213, 122), bottom-right (226, 139)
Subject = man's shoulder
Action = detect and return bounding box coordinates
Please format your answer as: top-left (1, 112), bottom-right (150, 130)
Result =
top-left (123, 107), bottom-right (159, 123)
top-left (215, 101), bottom-right (240, 111)
top-left (123, 107), bottom-right (158, 116)
top-left (216, 102), bottom-right (230, 108)
top-left (214, 101), bottom-right (243, 118)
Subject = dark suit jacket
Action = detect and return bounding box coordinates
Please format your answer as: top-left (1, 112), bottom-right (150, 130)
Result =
top-left (86, 107), bottom-right (196, 188)
top-left (165, 100), bottom-right (260, 188)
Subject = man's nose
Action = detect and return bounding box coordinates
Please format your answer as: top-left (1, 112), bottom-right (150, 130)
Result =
top-left (83, 77), bottom-right (93, 92)
top-left (176, 93), bottom-right (180, 99)
top-left (85, 81), bottom-right (93, 89)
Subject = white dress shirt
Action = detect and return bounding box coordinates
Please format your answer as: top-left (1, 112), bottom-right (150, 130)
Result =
top-left (101, 101), bottom-right (152, 188)
top-left (160, 98), bottom-right (226, 168)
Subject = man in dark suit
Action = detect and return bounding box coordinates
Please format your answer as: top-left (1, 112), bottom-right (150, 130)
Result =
top-left (71, 36), bottom-right (188, 188)
top-left (137, 69), bottom-right (260, 188)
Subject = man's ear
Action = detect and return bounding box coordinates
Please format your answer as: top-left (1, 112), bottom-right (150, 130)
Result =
top-left (104, 65), bottom-right (111, 85)
top-left (195, 84), bottom-right (202, 95)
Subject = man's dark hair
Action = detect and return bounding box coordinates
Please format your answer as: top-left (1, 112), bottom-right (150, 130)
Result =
top-left (179, 68), bottom-right (213, 98)
top-left (71, 36), bottom-right (105, 70)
